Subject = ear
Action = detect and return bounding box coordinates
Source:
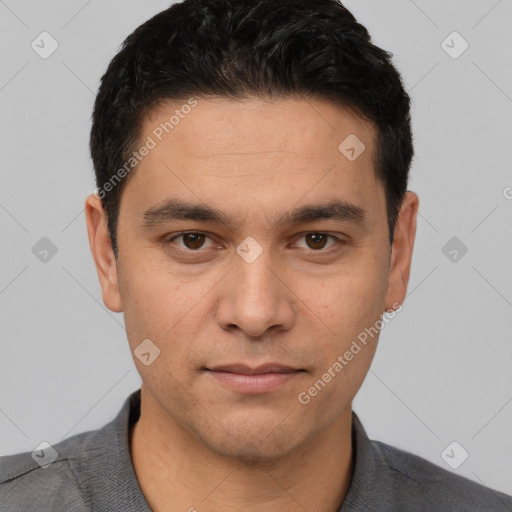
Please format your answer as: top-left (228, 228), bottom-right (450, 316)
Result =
top-left (384, 191), bottom-right (419, 312)
top-left (84, 194), bottom-right (123, 312)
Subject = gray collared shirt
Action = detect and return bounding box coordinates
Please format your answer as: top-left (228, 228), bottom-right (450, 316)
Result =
top-left (1, 389), bottom-right (511, 511)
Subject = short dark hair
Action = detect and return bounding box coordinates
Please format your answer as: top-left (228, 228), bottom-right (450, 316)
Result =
top-left (90, 0), bottom-right (414, 258)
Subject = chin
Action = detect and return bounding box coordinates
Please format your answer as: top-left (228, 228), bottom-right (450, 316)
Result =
top-left (210, 436), bottom-right (298, 465)
top-left (195, 413), bottom-right (308, 463)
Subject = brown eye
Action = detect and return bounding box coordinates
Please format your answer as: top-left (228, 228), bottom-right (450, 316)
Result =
top-left (181, 233), bottom-right (206, 249)
top-left (305, 233), bottom-right (329, 250)
top-left (292, 233), bottom-right (342, 253)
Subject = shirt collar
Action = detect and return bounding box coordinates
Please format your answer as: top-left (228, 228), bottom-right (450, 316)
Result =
top-left (340, 411), bottom-right (395, 511)
top-left (74, 388), bottom-right (392, 511)
top-left (69, 388), bottom-right (152, 511)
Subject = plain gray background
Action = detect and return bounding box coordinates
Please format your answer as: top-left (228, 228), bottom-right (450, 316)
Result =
top-left (0, 0), bottom-right (511, 497)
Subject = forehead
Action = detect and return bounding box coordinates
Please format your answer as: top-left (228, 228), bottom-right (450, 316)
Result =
top-left (120, 96), bottom-right (384, 229)
top-left (146, 96), bottom-right (376, 163)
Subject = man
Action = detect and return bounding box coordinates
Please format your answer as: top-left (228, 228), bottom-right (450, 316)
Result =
top-left (1, 0), bottom-right (511, 510)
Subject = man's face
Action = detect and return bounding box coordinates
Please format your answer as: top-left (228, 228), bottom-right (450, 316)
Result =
top-left (88, 97), bottom-right (414, 460)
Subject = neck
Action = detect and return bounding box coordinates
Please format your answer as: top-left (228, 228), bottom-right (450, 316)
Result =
top-left (130, 387), bottom-right (354, 512)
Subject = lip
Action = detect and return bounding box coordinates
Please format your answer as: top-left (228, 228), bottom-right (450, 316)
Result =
top-left (205, 363), bottom-right (305, 393)
top-left (208, 363), bottom-right (299, 375)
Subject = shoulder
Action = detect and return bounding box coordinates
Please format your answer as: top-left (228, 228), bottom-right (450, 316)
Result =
top-left (374, 439), bottom-right (512, 511)
top-left (0, 390), bottom-right (141, 512)
top-left (0, 433), bottom-right (91, 512)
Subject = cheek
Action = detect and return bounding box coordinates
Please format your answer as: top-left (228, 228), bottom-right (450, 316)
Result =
top-left (294, 256), bottom-right (388, 402)
top-left (300, 343), bottom-right (376, 425)
top-left (301, 259), bottom-right (388, 341)
top-left (119, 254), bottom-right (220, 362)
top-left (296, 273), bottom-right (383, 418)
top-left (118, 254), bottom-right (182, 341)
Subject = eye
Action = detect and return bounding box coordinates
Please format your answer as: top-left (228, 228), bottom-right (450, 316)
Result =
top-left (293, 233), bottom-right (342, 251)
top-left (163, 231), bottom-right (344, 254)
top-left (165, 232), bottom-right (216, 251)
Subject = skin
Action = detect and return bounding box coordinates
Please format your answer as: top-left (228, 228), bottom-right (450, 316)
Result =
top-left (85, 96), bottom-right (419, 512)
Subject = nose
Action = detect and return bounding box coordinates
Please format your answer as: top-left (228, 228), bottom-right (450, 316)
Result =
top-left (215, 247), bottom-right (295, 338)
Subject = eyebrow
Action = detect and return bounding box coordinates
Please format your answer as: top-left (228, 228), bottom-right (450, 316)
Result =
top-left (140, 198), bottom-right (367, 229)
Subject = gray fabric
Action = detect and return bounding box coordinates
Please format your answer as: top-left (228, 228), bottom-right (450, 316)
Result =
top-left (1, 389), bottom-right (511, 511)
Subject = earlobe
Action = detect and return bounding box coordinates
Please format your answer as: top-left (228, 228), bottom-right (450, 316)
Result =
top-left (84, 194), bottom-right (123, 313)
top-left (384, 191), bottom-right (419, 312)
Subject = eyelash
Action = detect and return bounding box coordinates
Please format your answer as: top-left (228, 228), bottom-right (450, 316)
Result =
top-left (162, 231), bottom-right (345, 254)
